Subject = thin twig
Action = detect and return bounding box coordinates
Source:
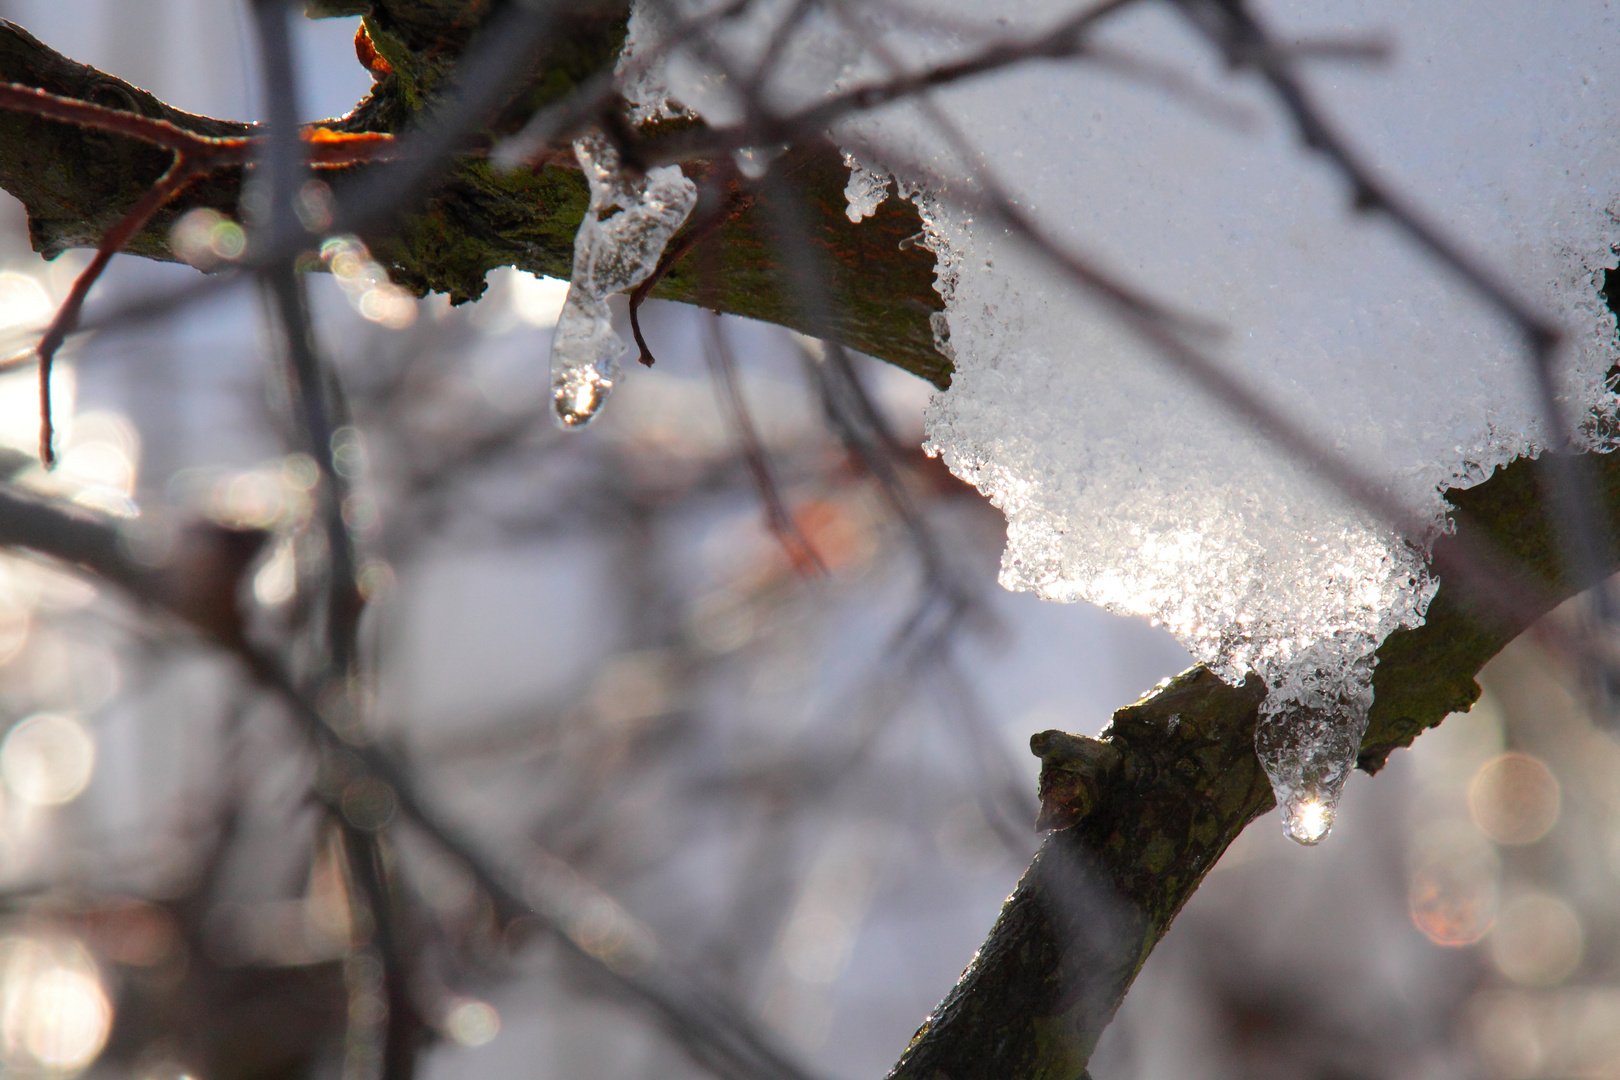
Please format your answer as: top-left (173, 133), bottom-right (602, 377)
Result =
top-left (59, 0), bottom-right (1159, 360)
top-left (0, 469), bottom-right (824, 1080)
top-left (629, 169), bottom-right (753, 366)
top-left (0, 80), bottom-right (397, 464)
top-left (1177, 0), bottom-right (1614, 679)
top-left (824, 22), bottom-right (1559, 637)
top-left (491, 0), bottom-right (759, 171)
top-left (703, 311), bottom-right (827, 576)
top-left (36, 154), bottom-right (202, 464)
top-left (316, 0), bottom-right (567, 242)
top-left (243, 645), bottom-right (823, 1080)
top-left (0, 80), bottom-right (397, 165)
top-left (634, 0), bottom-right (1146, 165)
top-left (249, 5), bottom-right (409, 1077)
top-left (667, 18), bottom-right (976, 605)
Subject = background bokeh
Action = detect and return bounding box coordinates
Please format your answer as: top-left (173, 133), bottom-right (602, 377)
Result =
top-left (0, 4), bottom-right (1606, 1080)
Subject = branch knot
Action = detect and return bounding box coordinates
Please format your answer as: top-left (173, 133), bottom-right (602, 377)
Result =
top-left (1030, 729), bottom-right (1121, 832)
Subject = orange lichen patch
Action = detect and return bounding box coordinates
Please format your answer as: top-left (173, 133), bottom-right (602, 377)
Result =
top-left (302, 127), bottom-right (398, 166)
top-left (355, 24), bottom-right (394, 78)
top-left (302, 128), bottom-right (390, 145)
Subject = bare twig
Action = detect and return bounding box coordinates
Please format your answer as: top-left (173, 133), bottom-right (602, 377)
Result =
top-left (491, 0), bottom-right (759, 171)
top-left (628, 170), bottom-right (754, 367)
top-left (0, 472), bottom-right (821, 1080)
top-left (818, 23), bottom-right (1558, 637)
top-left (318, 0), bottom-right (567, 241)
top-left (633, 0), bottom-right (1146, 164)
top-left (0, 80), bottom-right (396, 464)
top-left (703, 311), bottom-right (827, 576)
top-left (249, 5), bottom-right (405, 1077)
top-left (35, 155), bottom-right (202, 465)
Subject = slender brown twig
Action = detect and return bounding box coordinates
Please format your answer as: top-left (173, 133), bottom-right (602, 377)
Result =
top-left (703, 311), bottom-right (827, 576)
top-left (629, 170), bottom-right (754, 367)
top-left (35, 155), bottom-right (202, 464)
top-left (0, 81), bottom-right (398, 464)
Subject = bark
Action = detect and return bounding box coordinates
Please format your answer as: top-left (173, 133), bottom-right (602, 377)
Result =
top-left (0, 5), bottom-right (1606, 1080)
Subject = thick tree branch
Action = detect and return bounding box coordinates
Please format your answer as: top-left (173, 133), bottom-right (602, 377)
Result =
top-left (0, 12), bottom-right (948, 387)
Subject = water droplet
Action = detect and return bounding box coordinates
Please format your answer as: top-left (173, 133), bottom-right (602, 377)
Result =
top-left (1283, 789), bottom-right (1334, 845)
top-left (552, 370), bottom-right (611, 427)
top-left (732, 144), bottom-right (788, 180)
top-left (1254, 633), bottom-right (1376, 847)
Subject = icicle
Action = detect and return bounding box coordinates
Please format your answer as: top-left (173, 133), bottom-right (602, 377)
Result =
top-left (1253, 633), bottom-right (1377, 845)
top-left (549, 132), bottom-right (698, 429)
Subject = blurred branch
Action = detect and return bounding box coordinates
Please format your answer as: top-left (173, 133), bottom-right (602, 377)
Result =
top-left (702, 311), bottom-right (826, 576)
top-left (0, 482), bottom-right (266, 644)
top-left (0, 479), bottom-right (818, 1080)
top-left (0, 441), bottom-right (1561, 1080)
top-left (0, 284), bottom-right (1593, 1080)
top-left (247, 4), bottom-right (411, 1077)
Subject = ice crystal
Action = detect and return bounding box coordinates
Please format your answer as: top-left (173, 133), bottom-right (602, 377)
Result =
top-left (899, 2), bottom-right (1620, 841)
top-left (843, 154), bottom-right (890, 223)
top-left (1255, 634), bottom-right (1378, 844)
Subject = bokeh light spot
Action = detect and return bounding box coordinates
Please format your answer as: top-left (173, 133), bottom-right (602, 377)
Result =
top-left (445, 999), bottom-right (500, 1047)
top-left (1, 714), bottom-right (95, 807)
top-left (169, 208), bottom-right (245, 269)
top-left (1409, 859), bottom-right (1497, 946)
top-left (1490, 892), bottom-right (1583, 986)
top-left (0, 936), bottom-right (111, 1075)
top-left (1470, 752), bottom-right (1560, 845)
top-left (0, 273), bottom-right (51, 333)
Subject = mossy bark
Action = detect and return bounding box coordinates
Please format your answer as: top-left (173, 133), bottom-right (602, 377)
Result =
top-left (0, 4), bottom-right (1606, 1079)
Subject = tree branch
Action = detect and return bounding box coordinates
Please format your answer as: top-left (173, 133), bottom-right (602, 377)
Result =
top-left (0, 12), bottom-right (949, 387)
top-left (0, 447), bottom-right (1601, 1080)
top-left (0, 6), bottom-right (1607, 1080)
top-left (0, 478), bottom-right (818, 1080)
top-left (887, 452), bottom-right (1605, 1080)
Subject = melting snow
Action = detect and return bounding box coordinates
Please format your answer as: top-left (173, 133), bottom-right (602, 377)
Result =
top-left (624, 0), bottom-right (1620, 840)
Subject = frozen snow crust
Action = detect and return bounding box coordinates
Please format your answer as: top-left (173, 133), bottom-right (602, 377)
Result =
top-left (624, 0), bottom-right (1620, 840)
